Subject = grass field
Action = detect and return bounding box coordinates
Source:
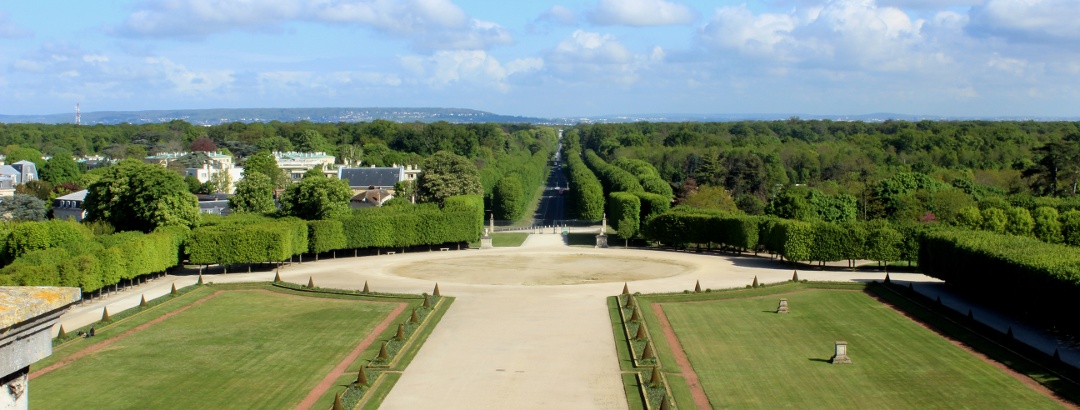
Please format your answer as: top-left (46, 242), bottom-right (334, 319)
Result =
top-left (31, 289), bottom-right (398, 409)
top-left (659, 289), bottom-right (1062, 408)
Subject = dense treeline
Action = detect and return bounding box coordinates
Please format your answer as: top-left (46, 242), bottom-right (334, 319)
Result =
top-left (487, 128), bottom-right (556, 221)
top-left (642, 207), bottom-right (914, 266)
top-left (0, 195), bottom-right (483, 291)
top-left (568, 120), bottom-right (1080, 225)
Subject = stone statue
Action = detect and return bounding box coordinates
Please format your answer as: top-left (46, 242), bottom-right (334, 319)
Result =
top-left (601, 213), bottom-right (607, 235)
top-left (489, 213), bottom-right (495, 234)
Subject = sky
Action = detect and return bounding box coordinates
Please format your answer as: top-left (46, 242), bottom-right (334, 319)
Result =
top-left (0, 0), bottom-right (1078, 119)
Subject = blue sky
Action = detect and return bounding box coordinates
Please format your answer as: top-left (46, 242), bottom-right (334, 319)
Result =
top-left (1, 0), bottom-right (1078, 118)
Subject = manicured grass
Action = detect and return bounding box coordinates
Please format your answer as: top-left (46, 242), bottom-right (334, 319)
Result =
top-left (660, 289), bottom-right (1063, 409)
top-left (492, 232), bottom-right (528, 247)
top-left (31, 289), bottom-right (397, 409)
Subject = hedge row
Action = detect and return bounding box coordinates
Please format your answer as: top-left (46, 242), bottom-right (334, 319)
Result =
top-left (609, 192), bottom-right (641, 240)
top-left (491, 144), bottom-right (551, 221)
top-left (564, 148), bottom-right (605, 220)
top-left (0, 224), bottom-right (187, 293)
top-left (643, 209), bottom-right (918, 264)
top-left (584, 150), bottom-right (643, 195)
top-left (611, 157), bottom-right (674, 199)
top-left (918, 228), bottom-right (1080, 325)
top-left (186, 217), bottom-right (308, 265)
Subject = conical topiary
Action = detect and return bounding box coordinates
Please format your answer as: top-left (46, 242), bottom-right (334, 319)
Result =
top-left (410, 308), bottom-right (420, 324)
top-left (355, 365), bottom-right (369, 386)
top-left (694, 280), bottom-right (701, 293)
top-left (622, 282), bottom-right (629, 295)
top-left (101, 307), bottom-right (111, 322)
top-left (659, 395), bottom-right (671, 410)
top-left (197, 273), bottom-right (204, 285)
top-left (171, 283), bottom-right (178, 295)
top-left (752, 276), bottom-right (759, 288)
top-left (635, 324), bottom-right (648, 341)
top-left (884, 273), bottom-right (891, 284)
top-left (792, 271), bottom-right (799, 282)
top-left (140, 294), bottom-right (148, 308)
top-left (629, 309), bottom-right (641, 322)
top-left (422, 294), bottom-right (430, 309)
top-left (274, 271), bottom-right (281, 282)
top-left (332, 392), bottom-right (344, 410)
top-left (936, 295), bottom-right (941, 304)
top-left (1007, 326), bottom-right (1014, 338)
top-left (1054, 349), bottom-right (1061, 361)
top-left (376, 342), bottom-right (389, 361)
top-left (650, 366), bottom-right (662, 387)
top-left (432, 283), bottom-right (441, 297)
top-left (908, 282), bottom-right (913, 290)
top-left (57, 324), bottom-right (67, 339)
top-left (307, 276), bottom-right (315, 289)
top-left (968, 309), bottom-right (974, 319)
top-left (362, 281), bottom-right (370, 293)
top-left (625, 295), bottom-right (635, 309)
top-left (641, 343), bottom-right (654, 360)
top-left (396, 323), bottom-right (406, 340)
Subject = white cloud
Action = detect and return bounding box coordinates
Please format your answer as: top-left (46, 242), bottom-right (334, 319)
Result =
top-left (0, 12), bottom-right (32, 38)
top-left (700, 1), bottom-right (932, 71)
top-left (146, 57), bottom-right (234, 94)
top-left (967, 0), bottom-right (1080, 44)
top-left (547, 30), bottom-right (661, 85)
top-left (589, 0), bottom-right (696, 26)
top-left (114, 0), bottom-right (511, 50)
top-left (538, 5), bottom-right (577, 26)
top-left (401, 50), bottom-right (541, 91)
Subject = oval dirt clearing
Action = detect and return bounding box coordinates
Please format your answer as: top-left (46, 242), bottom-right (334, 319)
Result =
top-left (388, 253), bottom-right (691, 285)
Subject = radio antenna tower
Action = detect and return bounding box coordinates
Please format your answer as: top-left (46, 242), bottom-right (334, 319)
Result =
top-left (75, 102), bottom-right (81, 126)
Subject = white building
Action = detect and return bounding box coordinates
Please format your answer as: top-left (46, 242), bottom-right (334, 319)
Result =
top-left (274, 151), bottom-right (336, 181)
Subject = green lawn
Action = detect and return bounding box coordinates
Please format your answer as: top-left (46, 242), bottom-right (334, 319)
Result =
top-left (31, 290), bottom-right (397, 409)
top-left (469, 232), bottom-right (529, 247)
top-left (660, 290), bottom-right (1062, 409)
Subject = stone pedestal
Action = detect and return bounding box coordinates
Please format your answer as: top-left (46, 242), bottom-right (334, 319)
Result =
top-left (480, 235), bottom-right (493, 249)
top-left (595, 234), bottom-right (609, 248)
top-left (776, 298), bottom-right (789, 314)
top-left (1, 287), bottom-right (81, 409)
top-left (830, 341), bottom-right (852, 364)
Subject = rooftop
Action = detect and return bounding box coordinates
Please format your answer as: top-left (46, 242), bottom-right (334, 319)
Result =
top-left (0, 286), bottom-right (82, 329)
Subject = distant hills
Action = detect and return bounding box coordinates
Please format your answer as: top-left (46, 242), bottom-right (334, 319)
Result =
top-left (0, 107), bottom-right (1075, 125)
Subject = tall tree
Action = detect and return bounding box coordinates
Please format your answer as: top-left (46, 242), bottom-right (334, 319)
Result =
top-left (83, 159), bottom-right (199, 232)
top-left (0, 194), bottom-right (47, 221)
top-left (229, 172), bottom-right (276, 213)
top-left (39, 151), bottom-right (82, 185)
top-left (242, 150), bottom-right (289, 188)
top-left (189, 136), bottom-right (217, 152)
top-left (277, 172), bottom-right (352, 220)
top-left (415, 151), bottom-right (483, 205)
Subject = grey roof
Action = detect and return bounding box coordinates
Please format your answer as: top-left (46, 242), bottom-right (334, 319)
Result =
top-left (339, 167), bottom-right (403, 188)
top-left (56, 189), bottom-right (88, 201)
top-left (0, 165), bottom-right (18, 176)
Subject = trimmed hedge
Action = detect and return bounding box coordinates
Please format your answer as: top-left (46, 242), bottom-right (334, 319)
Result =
top-left (609, 192), bottom-right (641, 240)
top-left (564, 149), bottom-right (605, 220)
top-left (308, 220), bottom-right (347, 254)
top-left (919, 228), bottom-right (1080, 325)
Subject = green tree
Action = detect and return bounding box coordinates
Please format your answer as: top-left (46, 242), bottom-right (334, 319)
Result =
top-left (416, 151), bottom-right (483, 205)
top-left (337, 144), bottom-right (363, 167)
top-left (229, 172), bottom-right (276, 214)
top-left (15, 180), bottom-right (53, 201)
top-left (492, 174), bottom-right (525, 220)
top-left (278, 172), bottom-right (352, 220)
top-left (1004, 206), bottom-right (1034, 237)
top-left (981, 207), bottom-right (1008, 234)
top-left (0, 194), bottom-right (47, 221)
top-left (207, 170), bottom-right (232, 194)
top-left (681, 185), bottom-right (738, 212)
top-left (243, 151), bottom-right (289, 189)
top-left (83, 159), bottom-right (199, 232)
top-left (40, 152), bottom-right (82, 185)
top-left (1032, 206), bottom-right (1062, 243)
top-left (297, 129), bottom-right (331, 153)
top-left (954, 206), bottom-right (983, 230)
top-left (1061, 210), bottom-right (1080, 246)
top-left (3, 146), bottom-right (46, 170)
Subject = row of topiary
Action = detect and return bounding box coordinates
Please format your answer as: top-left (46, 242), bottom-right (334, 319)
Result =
top-left (581, 149), bottom-right (673, 241)
top-left (564, 147), bottom-right (606, 220)
top-left (642, 207), bottom-right (920, 265)
top-left (491, 138), bottom-right (554, 221)
top-left (0, 195), bottom-right (484, 292)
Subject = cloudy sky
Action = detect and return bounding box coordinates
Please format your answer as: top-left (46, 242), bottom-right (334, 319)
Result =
top-left (0, 0), bottom-right (1078, 118)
